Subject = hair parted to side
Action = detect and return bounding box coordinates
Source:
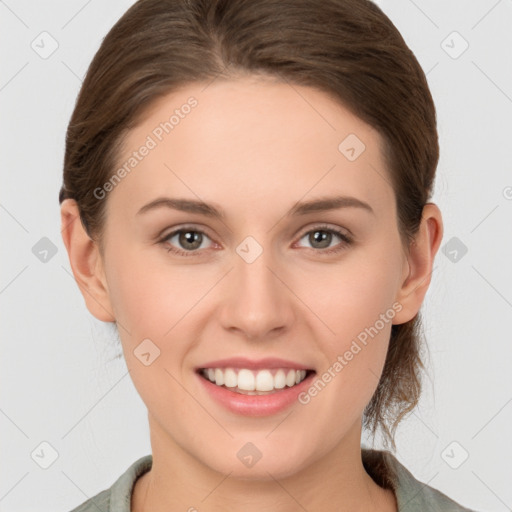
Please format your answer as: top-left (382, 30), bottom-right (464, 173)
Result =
top-left (59, 0), bottom-right (439, 451)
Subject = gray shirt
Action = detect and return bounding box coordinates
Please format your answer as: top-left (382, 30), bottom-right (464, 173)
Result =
top-left (69, 449), bottom-right (478, 511)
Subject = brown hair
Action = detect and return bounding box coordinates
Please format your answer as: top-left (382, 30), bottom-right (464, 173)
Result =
top-left (59, 0), bottom-right (438, 450)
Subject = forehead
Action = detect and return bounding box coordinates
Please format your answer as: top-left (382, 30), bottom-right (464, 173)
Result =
top-left (107, 77), bottom-right (394, 220)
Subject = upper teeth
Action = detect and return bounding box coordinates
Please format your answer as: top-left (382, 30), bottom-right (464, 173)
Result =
top-left (202, 368), bottom-right (308, 392)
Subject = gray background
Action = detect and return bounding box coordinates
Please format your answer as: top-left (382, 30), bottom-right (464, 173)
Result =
top-left (1, 0), bottom-right (511, 510)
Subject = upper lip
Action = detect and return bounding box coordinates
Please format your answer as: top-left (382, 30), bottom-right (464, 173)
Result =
top-left (196, 357), bottom-right (314, 371)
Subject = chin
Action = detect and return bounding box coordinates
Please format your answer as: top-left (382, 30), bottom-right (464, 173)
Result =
top-left (201, 443), bottom-right (312, 481)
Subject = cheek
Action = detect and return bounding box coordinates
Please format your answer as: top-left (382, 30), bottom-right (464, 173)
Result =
top-left (104, 251), bottom-right (198, 411)
top-left (297, 241), bottom-right (400, 403)
top-left (104, 247), bottom-right (218, 401)
top-left (105, 244), bottom-right (214, 336)
top-left (301, 245), bottom-right (401, 344)
top-left (299, 293), bottom-right (396, 435)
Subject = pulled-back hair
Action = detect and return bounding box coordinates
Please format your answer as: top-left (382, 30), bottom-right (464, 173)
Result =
top-left (59, 0), bottom-right (439, 450)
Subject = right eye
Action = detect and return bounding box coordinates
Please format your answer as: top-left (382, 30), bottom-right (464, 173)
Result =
top-left (159, 227), bottom-right (216, 256)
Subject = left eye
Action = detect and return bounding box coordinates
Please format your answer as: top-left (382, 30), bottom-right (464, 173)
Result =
top-left (296, 227), bottom-right (352, 252)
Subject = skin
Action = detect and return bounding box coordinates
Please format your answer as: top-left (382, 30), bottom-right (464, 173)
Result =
top-left (61, 75), bottom-right (443, 512)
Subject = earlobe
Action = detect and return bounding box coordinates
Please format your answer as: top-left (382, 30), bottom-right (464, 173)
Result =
top-left (392, 203), bottom-right (444, 325)
top-left (60, 199), bottom-right (116, 322)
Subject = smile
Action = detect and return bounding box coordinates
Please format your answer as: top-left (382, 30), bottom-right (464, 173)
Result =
top-left (199, 367), bottom-right (314, 395)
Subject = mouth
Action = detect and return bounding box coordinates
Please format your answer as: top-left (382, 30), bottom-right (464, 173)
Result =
top-left (196, 367), bottom-right (317, 395)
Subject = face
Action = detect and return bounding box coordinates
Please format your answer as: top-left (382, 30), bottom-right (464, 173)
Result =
top-left (97, 76), bottom-right (411, 479)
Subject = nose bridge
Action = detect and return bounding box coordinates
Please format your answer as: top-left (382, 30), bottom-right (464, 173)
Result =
top-left (220, 238), bottom-right (293, 339)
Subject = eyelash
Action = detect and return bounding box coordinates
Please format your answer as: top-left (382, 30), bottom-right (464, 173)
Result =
top-left (158, 224), bottom-right (353, 257)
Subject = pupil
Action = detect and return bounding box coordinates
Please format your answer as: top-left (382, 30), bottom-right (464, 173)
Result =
top-left (180, 231), bottom-right (201, 249)
top-left (311, 230), bottom-right (330, 248)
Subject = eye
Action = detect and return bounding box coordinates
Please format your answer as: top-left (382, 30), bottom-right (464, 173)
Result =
top-left (295, 225), bottom-right (353, 254)
top-left (158, 224), bottom-right (353, 257)
top-left (159, 227), bottom-right (215, 256)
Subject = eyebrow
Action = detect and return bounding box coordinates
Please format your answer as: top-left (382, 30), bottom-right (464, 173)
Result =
top-left (136, 195), bottom-right (375, 218)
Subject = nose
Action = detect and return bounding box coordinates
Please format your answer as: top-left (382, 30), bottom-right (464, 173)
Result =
top-left (218, 245), bottom-right (295, 341)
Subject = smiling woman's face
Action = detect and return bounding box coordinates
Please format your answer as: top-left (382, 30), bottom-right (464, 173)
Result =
top-left (77, 76), bottom-right (421, 478)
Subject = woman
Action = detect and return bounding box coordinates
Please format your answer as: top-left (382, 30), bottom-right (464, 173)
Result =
top-left (59, 0), bottom-right (478, 510)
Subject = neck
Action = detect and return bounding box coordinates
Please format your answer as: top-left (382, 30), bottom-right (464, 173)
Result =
top-left (132, 415), bottom-right (397, 512)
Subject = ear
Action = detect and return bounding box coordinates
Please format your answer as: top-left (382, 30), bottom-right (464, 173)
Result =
top-left (60, 199), bottom-right (115, 322)
top-left (392, 202), bottom-right (443, 324)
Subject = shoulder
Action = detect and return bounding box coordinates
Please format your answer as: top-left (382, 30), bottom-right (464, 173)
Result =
top-left (362, 448), bottom-right (479, 512)
top-left (68, 451), bottom-right (479, 512)
top-left (68, 489), bottom-right (110, 512)
top-left (67, 455), bottom-right (153, 512)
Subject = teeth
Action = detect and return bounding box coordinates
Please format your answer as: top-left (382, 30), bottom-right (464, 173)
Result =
top-left (255, 370), bottom-right (274, 391)
top-left (274, 370), bottom-right (286, 389)
top-left (238, 369), bottom-right (255, 391)
top-left (214, 368), bottom-right (224, 386)
top-left (224, 368), bottom-right (237, 388)
top-left (201, 367), bottom-right (309, 393)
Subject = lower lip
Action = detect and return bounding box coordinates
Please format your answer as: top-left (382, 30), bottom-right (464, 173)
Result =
top-left (196, 371), bottom-right (316, 417)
